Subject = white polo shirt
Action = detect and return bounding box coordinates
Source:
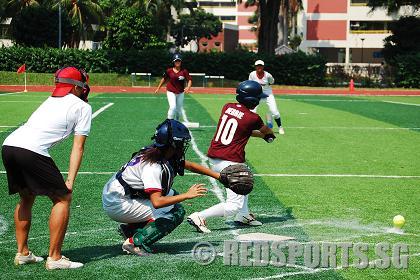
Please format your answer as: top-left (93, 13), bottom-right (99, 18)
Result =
top-left (3, 94), bottom-right (92, 157)
top-left (249, 71), bottom-right (275, 95)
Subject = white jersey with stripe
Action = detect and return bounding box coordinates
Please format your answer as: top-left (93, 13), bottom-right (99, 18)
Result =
top-left (119, 154), bottom-right (175, 196)
top-left (248, 71), bottom-right (275, 95)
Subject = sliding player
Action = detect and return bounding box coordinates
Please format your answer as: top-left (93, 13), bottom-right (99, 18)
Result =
top-left (102, 119), bottom-right (221, 255)
top-left (187, 80), bottom-right (275, 233)
top-left (154, 54), bottom-right (192, 120)
top-left (249, 60), bottom-right (285, 134)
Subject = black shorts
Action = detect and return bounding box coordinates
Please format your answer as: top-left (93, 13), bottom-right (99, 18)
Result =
top-left (2, 145), bottom-right (69, 197)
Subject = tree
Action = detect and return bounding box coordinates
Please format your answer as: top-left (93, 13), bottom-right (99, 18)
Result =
top-left (10, 5), bottom-right (72, 47)
top-left (2, 0), bottom-right (40, 20)
top-left (103, 7), bottom-right (166, 50)
top-left (383, 16), bottom-right (420, 62)
top-left (171, 9), bottom-right (222, 52)
top-left (54, 0), bottom-right (104, 48)
top-left (366, 0), bottom-right (419, 14)
top-left (242, 0), bottom-right (302, 54)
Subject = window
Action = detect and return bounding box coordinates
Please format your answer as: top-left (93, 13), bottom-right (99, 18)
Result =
top-left (214, 42), bottom-right (221, 47)
top-left (220, 16), bottom-right (236, 21)
top-left (198, 1), bottom-right (236, 8)
top-left (202, 42), bottom-right (208, 46)
top-left (350, 0), bottom-right (368, 5)
top-left (0, 25), bottom-right (11, 39)
top-left (350, 21), bottom-right (393, 33)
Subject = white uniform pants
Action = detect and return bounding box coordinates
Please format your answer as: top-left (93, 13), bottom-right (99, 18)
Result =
top-left (252, 93), bottom-right (281, 119)
top-left (167, 91), bottom-right (184, 120)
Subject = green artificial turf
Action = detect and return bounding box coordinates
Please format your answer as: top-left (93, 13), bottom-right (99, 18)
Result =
top-left (0, 91), bottom-right (418, 279)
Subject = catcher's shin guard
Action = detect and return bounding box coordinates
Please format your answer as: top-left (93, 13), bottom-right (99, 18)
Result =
top-left (132, 203), bottom-right (185, 252)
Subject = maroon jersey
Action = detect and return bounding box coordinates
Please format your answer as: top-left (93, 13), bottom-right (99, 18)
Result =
top-left (163, 68), bottom-right (191, 94)
top-left (207, 103), bottom-right (264, 163)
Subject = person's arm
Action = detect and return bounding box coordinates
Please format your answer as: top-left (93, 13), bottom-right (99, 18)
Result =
top-left (267, 73), bottom-right (275, 85)
top-left (184, 79), bottom-right (193, 94)
top-left (154, 77), bottom-right (166, 94)
top-left (185, 160), bottom-right (220, 180)
top-left (65, 135), bottom-right (87, 192)
top-left (252, 125), bottom-right (274, 138)
top-left (149, 184), bottom-right (207, 208)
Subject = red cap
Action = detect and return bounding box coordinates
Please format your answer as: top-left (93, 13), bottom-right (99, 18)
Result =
top-left (52, 67), bottom-right (84, 97)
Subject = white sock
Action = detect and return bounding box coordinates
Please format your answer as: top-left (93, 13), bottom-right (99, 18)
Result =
top-left (199, 203), bottom-right (226, 219)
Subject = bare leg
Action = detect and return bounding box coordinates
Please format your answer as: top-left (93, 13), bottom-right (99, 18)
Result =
top-left (48, 193), bottom-right (72, 260)
top-left (14, 194), bottom-right (36, 255)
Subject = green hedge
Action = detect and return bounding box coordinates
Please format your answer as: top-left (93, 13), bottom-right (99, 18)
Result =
top-left (394, 53), bottom-right (420, 88)
top-left (0, 47), bottom-right (327, 86)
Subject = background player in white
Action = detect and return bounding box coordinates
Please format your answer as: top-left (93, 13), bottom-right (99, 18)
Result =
top-left (1, 67), bottom-right (92, 269)
top-left (102, 119), bottom-right (221, 255)
top-left (249, 60), bottom-right (285, 134)
top-left (187, 81), bottom-right (276, 233)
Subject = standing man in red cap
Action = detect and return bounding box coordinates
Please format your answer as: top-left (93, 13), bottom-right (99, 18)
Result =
top-left (2, 67), bottom-right (92, 270)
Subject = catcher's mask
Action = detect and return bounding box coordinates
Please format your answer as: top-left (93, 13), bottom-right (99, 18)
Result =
top-left (151, 119), bottom-right (191, 175)
top-left (52, 66), bottom-right (90, 102)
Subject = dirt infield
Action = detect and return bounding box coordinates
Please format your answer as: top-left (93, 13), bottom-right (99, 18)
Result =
top-left (1, 85), bottom-right (420, 95)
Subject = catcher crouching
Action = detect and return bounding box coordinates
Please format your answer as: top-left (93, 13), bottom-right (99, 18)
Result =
top-left (102, 119), bottom-right (225, 256)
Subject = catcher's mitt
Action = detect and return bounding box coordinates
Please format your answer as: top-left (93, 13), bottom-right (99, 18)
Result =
top-left (219, 164), bottom-right (254, 195)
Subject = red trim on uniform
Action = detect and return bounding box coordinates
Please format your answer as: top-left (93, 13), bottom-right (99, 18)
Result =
top-left (144, 188), bottom-right (162, 194)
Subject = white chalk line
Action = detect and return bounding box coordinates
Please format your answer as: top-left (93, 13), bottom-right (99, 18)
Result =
top-left (196, 125), bottom-right (420, 130)
top-left (0, 91), bottom-right (25, 96)
top-left (92, 102), bottom-right (114, 119)
top-left (249, 253), bottom-right (420, 280)
top-left (382, 100), bottom-right (420, 107)
top-left (0, 215), bottom-right (8, 237)
top-left (181, 108), bottom-right (240, 238)
top-left (1, 170), bottom-right (419, 179)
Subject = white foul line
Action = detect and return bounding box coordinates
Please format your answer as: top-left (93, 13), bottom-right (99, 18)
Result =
top-left (382, 100), bottom-right (420, 107)
top-left (181, 108), bottom-right (225, 202)
top-left (92, 102), bottom-right (114, 119)
top-left (1, 170), bottom-right (419, 179)
top-left (0, 91), bottom-right (25, 96)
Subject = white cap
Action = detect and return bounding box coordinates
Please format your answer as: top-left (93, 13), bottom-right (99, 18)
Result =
top-left (254, 60), bottom-right (264, 66)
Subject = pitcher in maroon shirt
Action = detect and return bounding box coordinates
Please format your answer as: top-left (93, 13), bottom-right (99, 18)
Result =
top-left (155, 54), bottom-right (192, 120)
top-left (187, 80), bottom-right (276, 234)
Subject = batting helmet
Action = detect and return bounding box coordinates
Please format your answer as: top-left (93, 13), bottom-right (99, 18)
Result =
top-left (235, 80), bottom-right (267, 108)
top-left (172, 53), bottom-right (182, 62)
top-left (152, 119), bottom-right (191, 149)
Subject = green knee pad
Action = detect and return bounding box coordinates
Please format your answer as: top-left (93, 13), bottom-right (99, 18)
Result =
top-left (133, 203), bottom-right (185, 252)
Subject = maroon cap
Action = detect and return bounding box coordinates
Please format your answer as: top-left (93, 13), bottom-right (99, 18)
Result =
top-left (52, 67), bottom-right (84, 97)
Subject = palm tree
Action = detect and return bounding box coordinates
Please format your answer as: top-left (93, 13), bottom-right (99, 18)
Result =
top-left (241, 0), bottom-right (302, 54)
top-left (54, 0), bottom-right (104, 47)
top-left (2, 0), bottom-right (41, 20)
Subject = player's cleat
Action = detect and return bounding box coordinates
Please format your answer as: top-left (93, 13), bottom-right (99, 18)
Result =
top-left (122, 238), bottom-right (149, 256)
top-left (278, 126), bottom-right (285, 135)
top-left (234, 213), bottom-right (263, 226)
top-left (14, 252), bottom-right (44, 265)
top-left (45, 256), bottom-right (83, 270)
top-left (187, 212), bottom-right (211, 233)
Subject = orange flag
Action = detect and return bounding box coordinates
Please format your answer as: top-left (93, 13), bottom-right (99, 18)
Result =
top-left (17, 64), bottom-right (26, 74)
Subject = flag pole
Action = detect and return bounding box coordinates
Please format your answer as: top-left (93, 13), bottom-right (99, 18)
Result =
top-left (24, 72), bottom-right (27, 92)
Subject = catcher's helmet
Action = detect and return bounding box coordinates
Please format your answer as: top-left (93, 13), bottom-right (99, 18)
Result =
top-left (235, 80), bottom-right (267, 108)
top-left (172, 53), bottom-right (182, 62)
top-left (152, 119), bottom-right (191, 149)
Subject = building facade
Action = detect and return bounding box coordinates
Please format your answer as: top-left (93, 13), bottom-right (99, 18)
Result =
top-left (297, 0), bottom-right (410, 63)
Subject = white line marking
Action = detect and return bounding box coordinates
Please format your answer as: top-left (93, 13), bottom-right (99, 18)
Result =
top-left (0, 91), bottom-right (24, 96)
top-left (382, 100), bottom-right (420, 107)
top-left (286, 126), bottom-right (420, 130)
top-left (1, 171), bottom-right (419, 179)
top-left (92, 102), bottom-right (114, 119)
top-left (181, 108), bottom-right (225, 202)
top-left (0, 215), bottom-right (8, 237)
top-left (0, 125), bottom-right (18, 128)
top-left (249, 253), bottom-right (420, 280)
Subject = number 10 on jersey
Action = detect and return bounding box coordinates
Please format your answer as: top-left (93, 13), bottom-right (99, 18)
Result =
top-left (214, 114), bottom-right (238, 145)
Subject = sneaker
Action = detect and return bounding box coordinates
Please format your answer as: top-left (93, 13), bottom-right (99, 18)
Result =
top-left (279, 126), bottom-right (285, 135)
top-left (122, 238), bottom-right (149, 256)
top-left (187, 212), bottom-right (211, 233)
top-left (234, 213), bottom-right (263, 226)
top-left (45, 256), bottom-right (83, 270)
top-left (14, 252), bottom-right (44, 265)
